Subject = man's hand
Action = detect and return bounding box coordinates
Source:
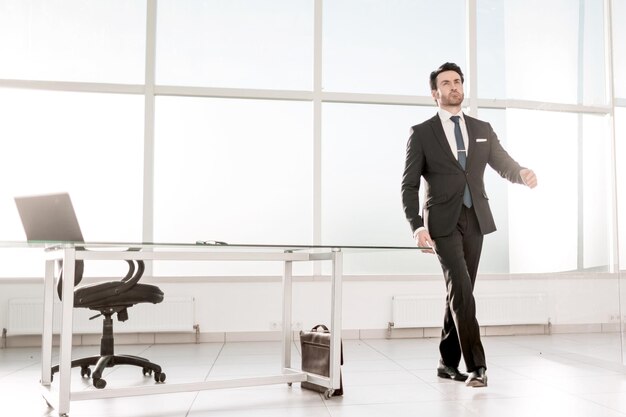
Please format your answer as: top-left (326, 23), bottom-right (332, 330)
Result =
top-left (416, 229), bottom-right (435, 254)
top-left (520, 168), bottom-right (538, 189)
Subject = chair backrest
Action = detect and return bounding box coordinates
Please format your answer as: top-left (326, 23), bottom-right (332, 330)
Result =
top-left (57, 259), bottom-right (85, 300)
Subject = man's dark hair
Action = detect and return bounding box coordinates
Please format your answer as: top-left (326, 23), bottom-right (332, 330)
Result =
top-left (429, 62), bottom-right (464, 90)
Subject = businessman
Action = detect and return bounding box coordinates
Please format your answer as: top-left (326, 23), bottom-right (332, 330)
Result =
top-left (401, 62), bottom-right (537, 387)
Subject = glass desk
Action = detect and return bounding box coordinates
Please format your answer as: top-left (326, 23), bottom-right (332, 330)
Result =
top-left (14, 241), bottom-right (419, 416)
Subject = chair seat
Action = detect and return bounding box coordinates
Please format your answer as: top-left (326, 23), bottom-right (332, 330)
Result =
top-left (74, 282), bottom-right (164, 309)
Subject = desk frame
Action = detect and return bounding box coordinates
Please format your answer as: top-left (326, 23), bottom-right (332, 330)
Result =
top-left (39, 246), bottom-right (343, 416)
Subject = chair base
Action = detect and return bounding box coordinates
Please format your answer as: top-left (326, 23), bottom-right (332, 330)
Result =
top-left (51, 354), bottom-right (165, 389)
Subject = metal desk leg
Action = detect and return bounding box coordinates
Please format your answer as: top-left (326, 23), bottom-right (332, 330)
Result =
top-left (41, 259), bottom-right (55, 386)
top-left (58, 248), bottom-right (76, 416)
top-left (281, 252), bottom-right (293, 372)
top-left (329, 249), bottom-right (343, 392)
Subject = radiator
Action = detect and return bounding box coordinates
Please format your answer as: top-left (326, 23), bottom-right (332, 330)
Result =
top-left (391, 293), bottom-right (549, 329)
top-left (7, 296), bottom-right (195, 336)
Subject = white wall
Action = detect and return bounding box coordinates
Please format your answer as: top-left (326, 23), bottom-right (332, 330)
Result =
top-left (1, 273), bottom-right (621, 337)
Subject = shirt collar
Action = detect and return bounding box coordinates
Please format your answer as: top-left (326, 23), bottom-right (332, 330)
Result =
top-left (438, 108), bottom-right (464, 123)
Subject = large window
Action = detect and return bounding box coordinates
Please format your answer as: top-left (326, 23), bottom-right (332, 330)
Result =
top-left (153, 97), bottom-right (313, 276)
top-left (504, 0), bottom-right (604, 104)
top-left (323, 0), bottom-right (465, 95)
top-left (506, 109), bottom-right (579, 273)
top-left (0, 88), bottom-right (144, 277)
top-left (156, 0), bottom-right (313, 90)
top-left (505, 110), bottom-right (612, 273)
top-left (321, 103), bottom-right (441, 274)
top-left (615, 1), bottom-right (626, 268)
top-left (0, 0), bottom-right (621, 278)
top-left (478, 0), bottom-right (605, 105)
top-left (616, 108), bottom-right (626, 266)
top-left (582, 114), bottom-right (613, 270)
top-left (614, 0), bottom-right (626, 98)
top-left (0, 0), bottom-right (146, 83)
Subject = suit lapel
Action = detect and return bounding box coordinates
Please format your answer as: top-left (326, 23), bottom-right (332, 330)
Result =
top-left (428, 114), bottom-right (460, 167)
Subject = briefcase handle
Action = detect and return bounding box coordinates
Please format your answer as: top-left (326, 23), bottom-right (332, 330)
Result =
top-left (311, 324), bottom-right (329, 333)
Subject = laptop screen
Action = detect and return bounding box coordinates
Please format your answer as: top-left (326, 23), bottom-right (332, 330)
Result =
top-left (14, 193), bottom-right (84, 242)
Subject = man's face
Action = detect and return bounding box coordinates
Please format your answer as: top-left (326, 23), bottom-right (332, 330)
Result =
top-left (431, 70), bottom-right (464, 107)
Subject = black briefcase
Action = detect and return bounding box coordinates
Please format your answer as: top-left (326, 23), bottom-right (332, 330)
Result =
top-left (299, 324), bottom-right (343, 397)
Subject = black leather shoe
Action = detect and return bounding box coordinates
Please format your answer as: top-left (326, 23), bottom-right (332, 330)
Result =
top-left (436, 361), bottom-right (468, 382)
top-left (466, 367), bottom-right (487, 387)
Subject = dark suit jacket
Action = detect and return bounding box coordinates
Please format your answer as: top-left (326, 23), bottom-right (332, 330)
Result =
top-left (401, 113), bottom-right (525, 238)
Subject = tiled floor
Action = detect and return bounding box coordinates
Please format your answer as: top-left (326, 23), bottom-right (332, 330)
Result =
top-left (3, 334), bottom-right (626, 416)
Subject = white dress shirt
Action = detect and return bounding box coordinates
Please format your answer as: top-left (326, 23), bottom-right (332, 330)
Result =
top-left (439, 108), bottom-right (469, 161)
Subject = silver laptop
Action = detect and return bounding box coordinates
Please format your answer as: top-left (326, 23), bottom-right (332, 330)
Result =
top-left (14, 193), bottom-right (84, 242)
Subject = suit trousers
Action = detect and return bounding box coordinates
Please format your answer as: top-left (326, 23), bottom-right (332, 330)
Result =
top-left (432, 205), bottom-right (486, 372)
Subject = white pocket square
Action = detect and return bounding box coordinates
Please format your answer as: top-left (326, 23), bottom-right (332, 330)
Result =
top-left (476, 138), bottom-right (487, 143)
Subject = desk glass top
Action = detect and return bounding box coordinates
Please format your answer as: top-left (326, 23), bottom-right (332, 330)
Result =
top-left (0, 241), bottom-right (424, 253)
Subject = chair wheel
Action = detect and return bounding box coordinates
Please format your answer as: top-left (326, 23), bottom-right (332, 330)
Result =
top-left (142, 367), bottom-right (153, 376)
top-left (154, 372), bottom-right (166, 383)
top-left (80, 366), bottom-right (91, 378)
top-left (93, 378), bottom-right (107, 389)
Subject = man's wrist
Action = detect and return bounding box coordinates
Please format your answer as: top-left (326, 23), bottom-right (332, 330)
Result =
top-left (413, 227), bottom-right (426, 240)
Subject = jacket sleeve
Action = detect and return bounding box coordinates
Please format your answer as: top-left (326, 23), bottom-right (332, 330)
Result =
top-left (401, 127), bottom-right (425, 233)
top-left (486, 124), bottom-right (525, 185)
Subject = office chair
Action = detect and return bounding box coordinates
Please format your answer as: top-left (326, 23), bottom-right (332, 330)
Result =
top-left (51, 248), bottom-right (166, 389)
